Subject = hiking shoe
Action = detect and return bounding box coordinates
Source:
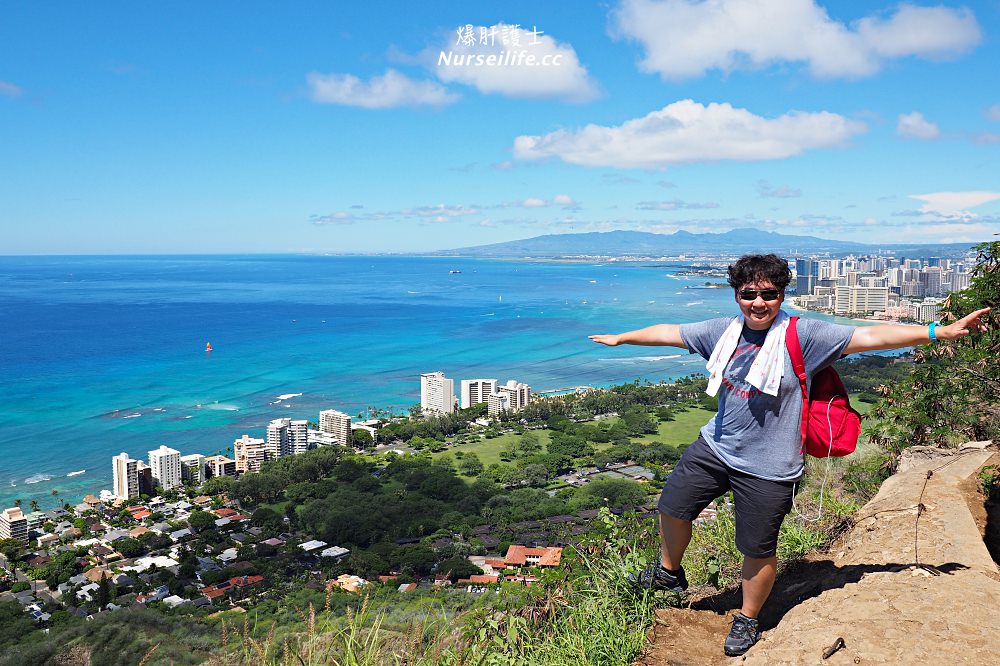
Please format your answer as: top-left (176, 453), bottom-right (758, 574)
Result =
top-left (626, 563), bottom-right (688, 593)
top-left (724, 613), bottom-right (761, 657)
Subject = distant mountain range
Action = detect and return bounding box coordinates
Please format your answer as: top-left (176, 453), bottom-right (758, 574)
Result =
top-left (430, 229), bottom-right (975, 258)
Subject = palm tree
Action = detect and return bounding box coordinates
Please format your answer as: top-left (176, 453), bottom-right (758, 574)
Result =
top-left (29, 500), bottom-right (39, 513)
top-left (13, 499), bottom-right (21, 508)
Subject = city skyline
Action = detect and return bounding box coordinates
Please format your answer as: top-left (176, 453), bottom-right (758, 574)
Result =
top-left (2, 1), bottom-right (1000, 254)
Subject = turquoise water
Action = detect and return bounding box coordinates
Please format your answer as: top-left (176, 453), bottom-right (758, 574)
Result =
top-left (0, 255), bottom-right (857, 509)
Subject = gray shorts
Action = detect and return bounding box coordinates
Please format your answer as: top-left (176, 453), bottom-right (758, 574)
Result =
top-left (657, 435), bottom-right (797, 559)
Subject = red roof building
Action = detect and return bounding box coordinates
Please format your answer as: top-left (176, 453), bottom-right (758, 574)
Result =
top-left (201, 575), bottom-right (265, 602)
top-left (503, 545), bottom-right (563, 567)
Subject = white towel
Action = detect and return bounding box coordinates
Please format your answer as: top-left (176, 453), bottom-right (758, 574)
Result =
top-left (705, 310), bottom-right (790, 397)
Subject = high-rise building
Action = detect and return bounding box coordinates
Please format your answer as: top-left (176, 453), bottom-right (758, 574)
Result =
top-left (148, 445), bottom-right (182, 491)
top-left (834, 286), bottom-right (889, 316)
top-left (136, 462), bottom-right (155, 496)
top-left (951, 271), bottom-right (970, 292)
top-left (487, 380), bottom-right (532, 416)
top-left (914, 300), bottom-right (943, 323)
top-left (266, 418), bottom-right (293, 459)
top-left (233, 435), bottom-right (267, 474)
top-left (920, 267), bottom-right (943, 297)
top-left (204, 455), bottom-right (237, 478)
top-left (290, 419), bottom-right (309, 455)
top-left (319, 410), bottom-right (352, 447)
top-left (460, 379), bottom-right (498, 409)
top-left (180, 454), bottom-right (206, 485)
top-left (794, 259), bottom-right (819, 295)
top-left (112, 452), bottom-right (140, 500)
top-left (421, 371), bottom-right (456, 415)
top-left (0, 507), bottom-right (27, 543)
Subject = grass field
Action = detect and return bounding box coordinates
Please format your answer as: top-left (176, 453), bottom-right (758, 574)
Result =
top-left (435, 429), bottom-right (553, 467)
top-left (433, 406), bottom-right (718, 469)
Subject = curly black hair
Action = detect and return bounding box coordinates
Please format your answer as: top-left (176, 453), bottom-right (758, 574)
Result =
top-left (726, 254), bottom-right (792, 291)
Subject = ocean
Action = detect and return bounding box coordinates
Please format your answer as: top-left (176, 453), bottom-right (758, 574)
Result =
top-left (0, 255), bottom-right (859, 509)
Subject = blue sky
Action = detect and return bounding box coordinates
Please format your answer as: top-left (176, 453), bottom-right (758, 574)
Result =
top-left (1, 0), bottom-right (999, 254)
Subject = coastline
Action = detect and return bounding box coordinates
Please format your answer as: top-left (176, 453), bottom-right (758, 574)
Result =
top-left (785, 300), bottom-right (901, 327)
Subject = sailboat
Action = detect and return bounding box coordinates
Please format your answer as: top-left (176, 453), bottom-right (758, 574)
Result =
top-left (205, 342), bottom-right (213, 352)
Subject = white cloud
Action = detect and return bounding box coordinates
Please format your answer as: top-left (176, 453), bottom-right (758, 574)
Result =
top-left (896, 111), bottom-right (940, 139)
top-left (513, 99), bottom-right (866, 168)
top-left (985, 104), bottom-right (1000, 122)
top-left (636, 199), bottom-right (720, 210)
top-left (973, 132), bottom-right (1000, 145)
top-left (403, 204), bottom-right (480, 218)
top-left (433, 23), bottom-right (599, 101)
top-left (757, 180), bottom-right (802, 198)
top-left (553, 194), bottom-right (576, 206)
top-left (0, 80), bottom-right (23, 97)
top-left (609, 0), bottom-right (981, 80)
top-left (307, 69), bottom-right (458, 109)
top-left (522, 197), bottom-right (548, 208)
top-left (909, 191), bottom-right (1000, 217)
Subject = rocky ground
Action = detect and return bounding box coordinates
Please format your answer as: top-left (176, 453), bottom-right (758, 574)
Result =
top-left (637, 442), bottom-right (999, 665)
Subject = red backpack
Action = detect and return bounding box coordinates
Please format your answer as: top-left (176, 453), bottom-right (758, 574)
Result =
top-left (785, 316), bottom-right (862, 458)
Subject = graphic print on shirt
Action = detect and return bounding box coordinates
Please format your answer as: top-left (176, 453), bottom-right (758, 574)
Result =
top-left (721, 343), bottom-right (765, 400)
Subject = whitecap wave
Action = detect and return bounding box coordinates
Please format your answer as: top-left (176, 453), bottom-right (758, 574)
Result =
top-left (204, 403), bottom-right (240, 411)
top-left (602, 355), bottom-right (682, 363)
top-left (686, 301), bottom-right (704, 306)
top-left (123, 413), bottom-right (142, 419)
top-left (25, 473), bottom-right (52, 485)
top-left (275, 393), bottom-right (302, 401)
top-left (66, 470), bottom-right (86, 477)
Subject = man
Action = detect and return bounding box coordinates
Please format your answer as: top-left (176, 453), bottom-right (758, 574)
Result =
top-left (590, 253), bottom-right (990, 656)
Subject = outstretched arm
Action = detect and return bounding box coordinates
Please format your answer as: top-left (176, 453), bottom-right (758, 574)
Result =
top-left (589, 324), bottom-right (688, 348)
top-left (843, 307), bottom-right (991, 354)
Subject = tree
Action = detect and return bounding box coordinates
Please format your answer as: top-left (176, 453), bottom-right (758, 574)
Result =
top-left (115, 537), bottom-right (144, 558)
top-left (457, 454), bottom-right (484, 477)
top-left (96, 572), bottom-right (111, 609)
top-left (251, 507), bottom-right (283, 531)
top-left (520, 463), bottom-right (550, 487)
top-left (188, 510), bottom-right (216, 532)
top-left (352, 429), bottom-right (375, 450)
top-left (519, 432), bottom-right (542, 456)
top-left (436, 557), bottom-right (483, 583)
top-left (28, 500), bottom-right (39, 513)
top-left (201, 475), bottom-right (235, 496)
top-left (0, 538), bottom-right (23, 563)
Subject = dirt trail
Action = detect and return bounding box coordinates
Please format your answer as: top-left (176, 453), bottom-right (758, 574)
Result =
top-left (637, 442), bottom-right (999, 665)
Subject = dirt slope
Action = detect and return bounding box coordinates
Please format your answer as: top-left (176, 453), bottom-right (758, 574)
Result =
top-left (638, 442), bottom-right (998, 665)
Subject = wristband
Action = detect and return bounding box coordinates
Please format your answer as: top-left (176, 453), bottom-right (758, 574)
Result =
top-left (928, 322), bottom-right (938, 342)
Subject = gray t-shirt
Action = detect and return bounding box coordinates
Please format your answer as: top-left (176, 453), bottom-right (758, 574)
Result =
top-left (679, 316), bottom-right (856, 481)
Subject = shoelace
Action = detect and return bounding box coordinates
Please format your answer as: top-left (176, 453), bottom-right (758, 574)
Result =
top-left (731, 616), bottom-right (757, 639)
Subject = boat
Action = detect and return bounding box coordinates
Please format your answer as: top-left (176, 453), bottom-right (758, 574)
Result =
top-left (449, 270), bottom-right (461, 274)
top-left (205, 341), bottom-right (213, 352)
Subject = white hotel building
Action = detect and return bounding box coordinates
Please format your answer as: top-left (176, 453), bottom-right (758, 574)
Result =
top-left (461, 379), bottom-right (498, 409)
top-left (148, 445), bottom-right (182, 491)
top-left (487, 380), bottom-right (532, 416)
top-left (266, 418), bottom-right (309, 458)
top-left (112, 452), bottom-right (140, 500)
top-left (319, 409), bottom-right (352, 447)
top-left (421, 371), bottom-right (456, 415)
top-left (180, 454), bottom-right (206, 485)
top-left (234, 434), bottom-right (267, 474)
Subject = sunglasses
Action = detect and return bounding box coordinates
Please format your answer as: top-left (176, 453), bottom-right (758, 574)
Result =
top-left (738, 289), bottom-right (781, 301)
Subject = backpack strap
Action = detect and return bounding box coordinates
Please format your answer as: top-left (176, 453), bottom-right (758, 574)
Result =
top-left (785, 316), bottom-right (809, 454)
